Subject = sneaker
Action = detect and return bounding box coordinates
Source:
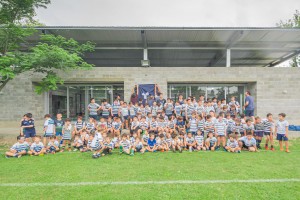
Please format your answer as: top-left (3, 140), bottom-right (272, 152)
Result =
top-left (265, 146), bottom-right (269, 150)
top-left (73, 149), bottom-right (78, 152)
top-left (17, 154), bottom-right (22, 158)
top-left (270, 147), bottom-right (275, 151)
top-left (130, 153), bottom-right (134, 156)
top-left (189, 147), bottom-right (192, 152)
top-left (92, 154), bottom-right (97, 159)
top-left (39, 153), bottom-right (44, 156)
top-left (237, 150), bottom-right (241, 153)
top-left (96, 153), bottom-right (101, 158)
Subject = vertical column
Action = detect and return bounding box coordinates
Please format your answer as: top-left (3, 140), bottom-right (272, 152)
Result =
top-left (85, 86), bottom-right (89, 122)
top-left (67, 86), bottom-right (70, 118)
top-left (44, 91), bottom-right (49, 114)
top-left (226, 48), bottom-right (231, 67)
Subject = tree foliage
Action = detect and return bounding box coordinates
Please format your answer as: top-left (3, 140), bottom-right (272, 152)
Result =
top-left (277, 10), bottom-right (300, 67)
top-left (0, 0), bottom-right (95, 94)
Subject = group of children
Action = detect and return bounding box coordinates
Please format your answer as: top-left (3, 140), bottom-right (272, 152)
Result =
top-left (5, 96), bottom-right (291, 159)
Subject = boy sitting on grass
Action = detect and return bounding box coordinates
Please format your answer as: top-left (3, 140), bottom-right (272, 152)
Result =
top-left (46, 136), bottom-right (60, 154)
top-left (5, 135), bottom-right (28, 158)
top-left (87, 133), bottom-right (103, 159)
top-left (72, 134), bottom-right (83, 152)
top-left (119, 133), bottom-right (134, 156)
top-left (205, 132), bottom-right (217, 151)
top-left (225, 134), bottom-right (240, 153)
top-left (28, 135), bottom-right (46, 156)
top-left (146, 133), bottom-right (157, 153)
top-left (238, 131), bottom-right (257, 152)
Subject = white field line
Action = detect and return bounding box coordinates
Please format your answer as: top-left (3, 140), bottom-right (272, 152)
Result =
top-left (1, 178), bottom-right (299, 187)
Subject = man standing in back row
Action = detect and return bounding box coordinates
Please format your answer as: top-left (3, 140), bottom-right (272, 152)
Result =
top-left (243, 91), bottom-right (255, 121)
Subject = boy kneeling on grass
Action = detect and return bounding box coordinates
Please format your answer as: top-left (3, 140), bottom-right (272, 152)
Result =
top-left (225, 134), bottom-right (241, 153)
top-left (46, 136), bottom-right (60, 154)
top-left (28, 135), bottom-right (46, 156)
top-left (205, 132), bottom-right (217, 151)
top-left (87, 133), bottom-right (104, 159)
top-left (238, 131), bottom-right (257, 152)
top-left (5, 135), bottom-right (29, 158)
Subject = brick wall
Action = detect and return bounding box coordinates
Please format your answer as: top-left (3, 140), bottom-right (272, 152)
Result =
top-left (0, 67), bottom-right (299, 124)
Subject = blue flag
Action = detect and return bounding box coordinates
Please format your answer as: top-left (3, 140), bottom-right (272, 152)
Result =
top-left (138, 84), bottom-right (155, 101)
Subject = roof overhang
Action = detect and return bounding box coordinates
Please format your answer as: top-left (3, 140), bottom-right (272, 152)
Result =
top-left (24, 26), bottom-right (300, 67)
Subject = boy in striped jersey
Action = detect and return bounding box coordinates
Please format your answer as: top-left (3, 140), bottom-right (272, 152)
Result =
top-left (254, 116), bottom-right (265, 149)
top-left (205, 132), bottom-right (217, 151)
top-left (167, 115), bottom-right (176, 134)
top-left (119, 134), bottom-right (134, 156)
top-left (225, 134), bottom-right (240, 153)
top-left (176, 116), bottom-right (186, 133)
top-left (112, 131), bottom-right (120, 149)
top-left (101, 99), bottom-right (111, 119)
top-left (196, 101), bottom-right (205, 118)
top-left (233, 118), bottom-right (244, 137)
top-left (137, 116), bottom-right (149, 137)
top-left (164, 98), bottom-right (174, 118)
top-left (130, 116), bottom-right (140, 135)
top-left (215, 115), bottom-right (227, 150)
top-left (80, 129), bottom-right (89, 151)
top-left (188, 113), bottom-right (198, 135)
top-left (86, 117), bottom-right (96, 134)
top-left (263, 113), bottom-right (275, 151)
top-left (128, 102), bottom-right (136, 121)
top-left (149, 116), bottom-right (158, 135)
top-left (185, 99), bottom-right (195, 120)
top-left (171, 133), bottom-right (183, 153)
top-left (97, 118), bottom-right (107, 131)
top-left (151, 101), bottom-right (159, 117)
top-left (204, 115), bottom-right (215, 136)
top-left (142, 130), bottom-right (150, 146)
top-left (60, 118), bottom-right (73, 152)
top-left (28, 135), bottom-right (46, 156)
top-left (238, 131), bottom-right (257, 152)
top-left (72, 134), bottom-right (83, 152)
top-left (165, 132), bottom-right (172, 150)
top-left (195, 130), bottom-right (206, 151)
top-left (5, 135), bottom-right (28, 158)
top-left (156, 133), bottom-right (167, 152)
top-left (112, 117), bottom-right (122, 136)
top-left (111, 99), bottom-right (120, 117)
top-left (186, 132), bottom-right (196, 152)
top-left (102, 137), bottom-right (113, 156)
top-left (145, 103), bottom-right (152, 116)
top-left (120, 102), bottom-right (129, 129)
top-left (174, 101), bottom-right (182, 117)
top-left (197, 115), bottom-right (205, 135)
top-left (46, 136), bottom-right (60, 154)
top-left (133, 137), bottom-right (145, 154)
top-left (73, 116), bottom-right (86, 136)
top-left (87, 133), bottom-right (103, 158)
top-left (243, 119), bottom-right (254, 136)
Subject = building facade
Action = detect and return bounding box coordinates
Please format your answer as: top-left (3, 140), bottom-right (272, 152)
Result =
top-left (1, 67), bottom-right (299, 124)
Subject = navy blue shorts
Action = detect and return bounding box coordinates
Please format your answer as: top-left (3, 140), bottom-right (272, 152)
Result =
top-left (245, 110), bottom-right (254, 117)
top-left (254, 131), bottom-right (264, 137)
top-left (112, 114), bottom-right (119, 118)
top-left (56, 132), bottom-right (62, 136)
top-left (123, 116), bottom-right (129, 120)
top-left (276, 134), bottom-right (288, 141)
top-left (89, 115), bottom-right (99, 120)
top-left (24, 131), bottom-right (36, 138)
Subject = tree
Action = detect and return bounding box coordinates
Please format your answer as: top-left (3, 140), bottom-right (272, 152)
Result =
top-left (0, 0), bottom-right (95, 94)
top-left (276, 10), bottom-right (300, 67)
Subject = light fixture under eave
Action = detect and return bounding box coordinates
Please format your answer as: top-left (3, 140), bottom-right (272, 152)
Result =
top-left (141, 60), bottom-right (150, 67)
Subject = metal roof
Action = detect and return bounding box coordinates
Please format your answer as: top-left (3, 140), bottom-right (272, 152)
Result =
top-left (25, 26), bottom-right (300, 67)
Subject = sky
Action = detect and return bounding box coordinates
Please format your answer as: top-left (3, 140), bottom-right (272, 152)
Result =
top-left (35, 0), bottom-right (299, 27)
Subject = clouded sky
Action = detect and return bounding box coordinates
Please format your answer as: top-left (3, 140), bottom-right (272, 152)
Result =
top-left (35, 0), bottom-right (299, 27)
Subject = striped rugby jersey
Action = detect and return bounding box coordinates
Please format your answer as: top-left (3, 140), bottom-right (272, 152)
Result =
top-left (74, 121), bottom-right (86, 131)
top-left (189, 118), bottom-right (198, 132)
top-left (214, 120), bottom-right (226, 136)
top-left (151, 106), bottom-right (158, 116)
top-left (139, 121), bottom-right (149, 129)
top-left (174, 105), bottom-right (182, 116)
top-left (226, 139), bottom-right (238, 148)
top-left (186, 136), bottom-right (195, 144)
top-left (30, 142), bottom-right (44, 152)
top-left (119, 139), bottom-right (131, 149)
top-left (197, 119), bottom-right (205, 131)
top-left (150, 121), bottom-right (158, 128)
top-left (86, 122), bottom-right (95, 131)
top-left (11, 142), bottom-right (29, 152)
top-left (204, 121), bottom-right (215, 133)
top-left (262, 119), bottom-right (274, 133)
top-left (194, 135), bottom-right (204, 145)
top-left (142, 134), bottom-right (149, 142)
top-left (131, 121), bottom-right (139, 129)
top-left (121, 107), bottom-right (129, 116)
top-left (102, 104), bottom-right (111, 116)
top-left (62, 125), bottom-right (72, 140)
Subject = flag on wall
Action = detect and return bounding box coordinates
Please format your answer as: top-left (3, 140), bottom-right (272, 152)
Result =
top-left (138, 84), bottom-right (155, 100)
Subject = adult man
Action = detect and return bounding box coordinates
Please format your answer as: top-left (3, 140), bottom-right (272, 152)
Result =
top-left (243, 91), bottom-right (255, 120)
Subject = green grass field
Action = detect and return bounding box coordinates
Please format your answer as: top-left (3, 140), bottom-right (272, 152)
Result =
top-left (0, 138), bottom-right (300, 200)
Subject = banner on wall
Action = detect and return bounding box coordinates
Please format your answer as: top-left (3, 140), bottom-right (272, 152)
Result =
top-left (138, 84), bottom-right (156, 100)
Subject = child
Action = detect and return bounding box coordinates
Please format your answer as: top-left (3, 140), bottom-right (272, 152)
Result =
top-left (225, 134), bottom-right (240, 153)
top-left (165, 132), bottom-right (172, 150)
top-left (112, 130), bottom-right (120, 149)
top-left (238, 131), bottom-right (257, 152)
top-left (205, 132), bottom-right (217, 151)
top-left (111, 99), bottom-right (120, 117)
top-left (46, 136), bottom-right (60, 154)
top-left (214, 115), bottom-right (227, 150)
top-left (164, 98), bottom-right (174, 118)
top-left (171, 133), bottom-right (183, 153)
top-left (121, 102), bottom-right (129, 129)
top-left (102, 137), bottom-right (113, 156)
top-left (43, 114), bottom-right (55, 145)
top-left (188, 113), bottom-right (198, 135)
top-left (275, 113), bottom-right (290, 153)
top-left (146, 133), bottom-right (157, 152)
top-left (174, 101), bottom-right (182, 117)
top-left (149, 116), bottom-right (158, 135)
top-left (60, 118), bottom-right (73, 152)
top-left (176, 116), bottom-right (186, 133)
top-left (5, 135), bottom-right (28, 158)
top-left (263, 113), bottom-right (275, 151)
top-left (101, 99), bottom-right (111, 119)
top-left (254, 116), bottom-right (264, 149)
top-left (133, 137), bottom-right (145, 154)
top-left (142, 130), bottom-right (150, 146)
top-left (21, 113), bottom-right (36, 143)
top-left (195, 130), bottom-right (206, 151)
top-left (156, 133), bottom-right (167, 152)
top-left (112, 117), bottom-right (122, 136)
top-left (204, 115), bottom-right (215, 136)
top-left (72, 134), bottom-right (83, 152)
top-left (80, 129), bottom-right (89, 151)
top-left (119, 134), bottom-right (134, 156)
top-left (97, 118), bottom-right (107, 131)
top-left (86, 117), bottom-right (96, 134)
top-left (243, 119), bottom-right (254, 136)
top-left (131, 116), bottom-right (140, 135)
top-left (28, 135), bottom-right (46, 156)
top-left (73, 116), bottom-right (86, 136)
top-left (137, 116), bottom-right (149, 137)
top-left (54, 113), bottom-right (64, 141)
top-left (186, 132), bottom-right (196, 152)
top-left (233, 118), bottom-right (244, 137)
top-left (87, 133), bottom-right (103, 158)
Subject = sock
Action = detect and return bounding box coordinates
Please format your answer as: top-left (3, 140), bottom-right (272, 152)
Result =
top-left (130, 149), bottom-right (134, 154)
top-left (119, 146), bottom-right (123, 152)
top-left (271, 145), bottom-right (274, 148)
